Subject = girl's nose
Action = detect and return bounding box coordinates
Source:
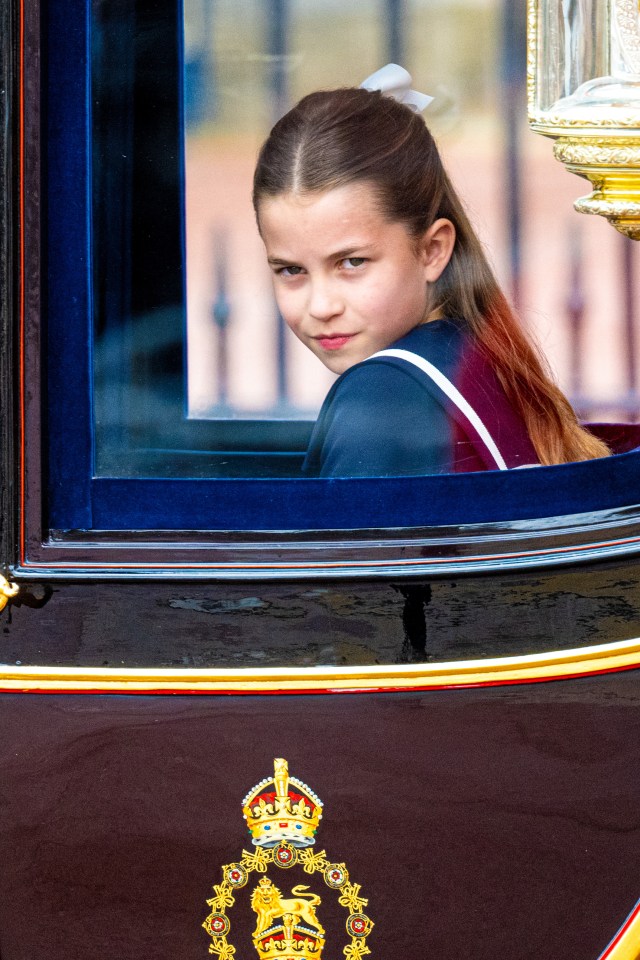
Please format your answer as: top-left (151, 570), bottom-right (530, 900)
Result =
top-left (307, 280), bottom-right (343, 321)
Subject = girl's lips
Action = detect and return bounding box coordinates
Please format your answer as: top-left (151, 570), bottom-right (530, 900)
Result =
top-left (316, 334), bottom-right (354, 351)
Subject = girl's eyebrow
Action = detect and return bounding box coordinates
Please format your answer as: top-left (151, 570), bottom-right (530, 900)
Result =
top-left (331, 246), bottom-right (369, 260)
top-left (267, 245), bottom-right (373, 266)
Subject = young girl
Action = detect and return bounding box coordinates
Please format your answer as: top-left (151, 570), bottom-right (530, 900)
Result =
top-left (252, 67), bottom-right (609, 478)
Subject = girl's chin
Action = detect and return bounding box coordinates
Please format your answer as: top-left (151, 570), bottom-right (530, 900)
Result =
top-left (317, 353), bottom-right (364, 375)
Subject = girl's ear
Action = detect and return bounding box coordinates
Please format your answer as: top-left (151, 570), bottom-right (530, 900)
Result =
top-left (419, 218), bottom-right (456, 282)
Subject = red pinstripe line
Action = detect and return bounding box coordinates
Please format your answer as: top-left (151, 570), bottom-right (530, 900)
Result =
top-left (19, 0), bottom-right (26, 564)
top-left (597, 898), bottom-right (640, 959)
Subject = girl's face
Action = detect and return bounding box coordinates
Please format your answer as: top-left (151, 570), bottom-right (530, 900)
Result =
top-left (258, 182), bottom-right (454, 375)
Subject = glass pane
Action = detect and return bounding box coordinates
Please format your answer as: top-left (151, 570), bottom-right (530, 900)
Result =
top-left (94, 0), bottom-right (509, 478)
top-left (535, 0), bottom-right (609, 111)
top-left (533, 0), bottom-right (640, 115)
top-left (90, 0), bottom-right (640, 484)
top-left (92, 0), bottom-right (189, 474)
top-left (183, 0), bottom-right (499, 423)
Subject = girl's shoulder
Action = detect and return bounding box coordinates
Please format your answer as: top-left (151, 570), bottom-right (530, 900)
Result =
top-left (330, 318), bottom-right (538, 470)
top-left (333, 318), bottom-right (469, 394)
top-left (323, 343), bottom-right (441, 413)
top-left (386, 317), bottom-right (468, 371)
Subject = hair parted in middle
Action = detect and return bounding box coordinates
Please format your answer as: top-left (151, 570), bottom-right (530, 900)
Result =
top-left (253, 86), bottom-right (609, 466)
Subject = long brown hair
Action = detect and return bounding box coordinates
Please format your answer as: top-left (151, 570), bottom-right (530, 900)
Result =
top-left (253, 87), bottom-right (608, 465)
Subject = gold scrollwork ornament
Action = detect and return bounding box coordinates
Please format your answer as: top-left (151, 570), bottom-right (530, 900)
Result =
top-left (203, 759), bottom-right (374, 960)
top-left (0, 573), bottom-right (19, 613)
top-left (553, 136), bottom-right (640, 238)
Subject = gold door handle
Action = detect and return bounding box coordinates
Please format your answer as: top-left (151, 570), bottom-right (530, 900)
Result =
top-left (0, 573), bottom-right (20, 612)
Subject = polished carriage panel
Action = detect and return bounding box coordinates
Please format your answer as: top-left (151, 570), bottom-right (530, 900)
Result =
top-left (0, 673), bottom-right (639, 959)
top-left (3, 4), bottom-right (640, 960)
top-left (4, 565), bottom-right (640, 670)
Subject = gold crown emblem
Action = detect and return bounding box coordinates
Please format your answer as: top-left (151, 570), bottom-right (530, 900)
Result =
top-left (243, 758), bottom-right (323, 848)
top-left (204, 758), bottom-right (374, 960)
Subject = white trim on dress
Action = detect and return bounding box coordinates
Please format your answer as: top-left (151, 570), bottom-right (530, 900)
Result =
top-left (367, 348), bottom-right (509, 471)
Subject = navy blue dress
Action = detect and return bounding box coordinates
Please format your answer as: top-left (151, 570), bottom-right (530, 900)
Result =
top-left (302, 319), bottom-right (538, 478)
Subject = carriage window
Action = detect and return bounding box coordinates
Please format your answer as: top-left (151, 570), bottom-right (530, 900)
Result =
top-left (93, 0), bottom-right (400, 481)
top-left (43, 0), bottom-right (640, 532)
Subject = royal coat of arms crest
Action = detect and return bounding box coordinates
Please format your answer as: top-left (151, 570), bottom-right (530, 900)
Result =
top-left (203, 758), bottom-right (374, 960)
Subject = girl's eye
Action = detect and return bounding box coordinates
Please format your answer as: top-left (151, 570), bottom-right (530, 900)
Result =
top-left (341, 257), bottom-right (367, 270)
top-left (278, 265), bottom-right (304, 277)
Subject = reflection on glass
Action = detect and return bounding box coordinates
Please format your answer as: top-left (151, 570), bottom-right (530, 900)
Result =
top-left (536, 0), bottom-right (640, 116)
top-left (559, 0), bottom-right (640, 116)
top-left (535, 0), bottom-right (608, 110)
top-left (613, 0), bottom-right (640, 75)
top-left (562, 0), bottom-right (589, 94)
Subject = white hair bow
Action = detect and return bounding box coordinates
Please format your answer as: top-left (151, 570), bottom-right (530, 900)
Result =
top-left (359, 63), bottom-right (434, 113)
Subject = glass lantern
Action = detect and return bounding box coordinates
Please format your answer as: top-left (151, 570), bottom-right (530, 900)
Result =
top-left (528, 0), bottom-right (640, 238)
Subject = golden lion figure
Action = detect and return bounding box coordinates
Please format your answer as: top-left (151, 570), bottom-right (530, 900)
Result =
top-left (251, 877), bottom-right (324, 936)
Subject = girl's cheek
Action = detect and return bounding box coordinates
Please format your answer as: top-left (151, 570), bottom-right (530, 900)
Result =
top-left (357, 288), bottom-right (386, 314)
top-left (278, 300), bottom-right (300, 331)
top-left (280, 288), bottom-right (305, 321)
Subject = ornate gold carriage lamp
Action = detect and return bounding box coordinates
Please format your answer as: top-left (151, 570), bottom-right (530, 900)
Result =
top-left (528, 0), bottom-right (640, 238)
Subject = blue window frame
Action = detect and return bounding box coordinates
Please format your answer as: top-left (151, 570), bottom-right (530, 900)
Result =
top-left (43, 0), bottom-right (640, 535)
